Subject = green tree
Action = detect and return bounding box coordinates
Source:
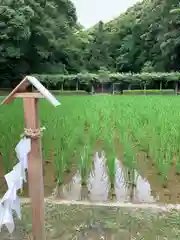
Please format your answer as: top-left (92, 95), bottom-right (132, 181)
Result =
top-left (86, 21), bottom-right (113, 72)
top-left (141, 61), bottom-right (154, 73)
top-left (0, 0), bottom-right (34, 87)
top-left (86, 0), bottom-right (180, 74)
top-left (98, 67), bottom-right (110, 92)
top-left (0, 0), bottom-right (79, 87)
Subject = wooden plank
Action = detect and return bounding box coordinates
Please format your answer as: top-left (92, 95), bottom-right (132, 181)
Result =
top-left (1, 77), bottom-right (30, 105)
top-left (14, 92), bottom-right (44, 99)
top-left (23, 98), bottom-right (45, 240)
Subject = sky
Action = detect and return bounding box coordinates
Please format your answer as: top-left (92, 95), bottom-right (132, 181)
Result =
top-left (72, 0), bottom-right (140, 28)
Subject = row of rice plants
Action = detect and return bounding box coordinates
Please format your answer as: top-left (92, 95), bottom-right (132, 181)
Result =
top-left (114, 96), bottom-right (180, 183)
top-left (0, 100), bottom-right (23, 172)
top-left (1, 95), bottom-right (180, 192)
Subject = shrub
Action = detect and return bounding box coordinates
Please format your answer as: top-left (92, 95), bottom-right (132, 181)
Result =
top-left (123, 89), bottom-right (175, 95)
top-left (33, 72), bottom-right (180, 93)
top-left (51, 90), bottom-right (88, 96)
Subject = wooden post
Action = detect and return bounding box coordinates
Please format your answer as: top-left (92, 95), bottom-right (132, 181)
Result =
top-left (23, 97), bottom-right (45, 240)
top-left (1, 76), bottom-right (60, 240)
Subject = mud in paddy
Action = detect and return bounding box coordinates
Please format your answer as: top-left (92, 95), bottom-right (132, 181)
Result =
top-left (1, 150), bottom-right (180, 203)
top-left (1, 152), bottom-right (180, 239)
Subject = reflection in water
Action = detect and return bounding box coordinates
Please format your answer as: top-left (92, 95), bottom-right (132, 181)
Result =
top-left (115, 159), bottom-right (130, 202)
top-left (115, 159), bottom-right (156, 203)
top-left (134, 173), bottom-right (156, 203)
top-left (61, 172), bottom-right (82, 200)
top-left (57, 152), bottom-right (157, 203)
top-left (88, 152), bottom-right (110, 201)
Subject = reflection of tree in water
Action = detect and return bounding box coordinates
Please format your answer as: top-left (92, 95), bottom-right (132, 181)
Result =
top-left (128, 169), bottom-right (136, 201)
top-left (115, 159), bottom-right (156, 203)
top-left (88, 152), bottom-right (110, 201)
top-left (115, 159), bottom-right (133, 202)
top-left (125, 167), bottom-right (139, 202)
top-left (55, 152), bottom-right (156, 203)
top-left (81, 185), bottom-right (89, 200)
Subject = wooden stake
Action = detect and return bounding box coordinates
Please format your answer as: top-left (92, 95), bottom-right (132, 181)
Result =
top-left (23, 97), bottom-right (45, 240)
top-left (1, 76), bottom-right (60, 239)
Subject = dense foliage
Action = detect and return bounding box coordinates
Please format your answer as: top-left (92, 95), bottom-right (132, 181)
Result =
top-left (0, 0), bottom-right (79, 87)
top-left (35, 72), bottom-right (180, 85)
top-left (86, 0), bottom-right (180, 73)
top-left (1, 0), bottom-right (180, 88)
top-left (34, 72), bottom-right (180, 93)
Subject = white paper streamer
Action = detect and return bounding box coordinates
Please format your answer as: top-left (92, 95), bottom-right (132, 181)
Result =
top-left (0, 137), bottom-right (31, 233)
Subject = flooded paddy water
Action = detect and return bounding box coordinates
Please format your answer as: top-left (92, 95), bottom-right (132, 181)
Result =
top-left (54, 152), bottom-right (157, 203)
top-left (2, 151), bottom-right (180, 239)
top-left (1, 150), bottom-right (180, 204)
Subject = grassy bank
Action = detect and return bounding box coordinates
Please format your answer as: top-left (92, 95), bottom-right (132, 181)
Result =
top-left (1, 202), bottom-right (180, 239)
top-left (0, 95), bottom-right (180, 190)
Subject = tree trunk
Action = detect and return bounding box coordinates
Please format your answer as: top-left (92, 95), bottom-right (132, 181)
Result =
top-left (61, 83), bottom-right (64, 92)
top-left (91, 85), bottom-right (94, 95)
top-left (112, 83), bottom-right (115, 95)
top-left (175, 81), bottom-right (178, 95)
top-left (128, 84), bottom-right (131, 90)
top-left (76, 81), bottom-right (79, 91)
top-left (160, 81), bottom-right (162, 91)
top-left (144, 83), bottom-right (147, 95)
top-left (101, 83), bottom-right (104, 93)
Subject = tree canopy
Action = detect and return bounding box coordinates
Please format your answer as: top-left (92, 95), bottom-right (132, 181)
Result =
top-left (0, 0), bottom-right (78, 86)
top-left (1, 0), bottom-right (180, 87)
top-left (85, 0), bottom-right (180, 73)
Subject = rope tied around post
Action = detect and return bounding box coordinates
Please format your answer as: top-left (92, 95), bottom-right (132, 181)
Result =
top-left (21, 127), bottom-right (46, 139)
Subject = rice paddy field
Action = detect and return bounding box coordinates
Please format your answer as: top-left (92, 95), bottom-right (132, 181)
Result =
top-left (0, 95), bottom-right (180, 204)
top-left (1, 95), bottom-right (180, 239)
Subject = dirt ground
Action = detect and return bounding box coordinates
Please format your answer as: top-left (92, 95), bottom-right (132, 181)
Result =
top-left (0, 201), bottom-right (180, 240)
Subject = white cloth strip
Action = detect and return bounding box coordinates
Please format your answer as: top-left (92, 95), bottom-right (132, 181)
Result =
top-left (0, 138), bottom-right (31, 233)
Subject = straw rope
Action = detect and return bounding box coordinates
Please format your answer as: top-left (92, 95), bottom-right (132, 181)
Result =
top-left (21, 127), bottom-right (46, 139)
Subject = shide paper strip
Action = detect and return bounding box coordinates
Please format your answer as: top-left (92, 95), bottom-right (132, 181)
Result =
top-left (0, 137), bottom-right (31, 234)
